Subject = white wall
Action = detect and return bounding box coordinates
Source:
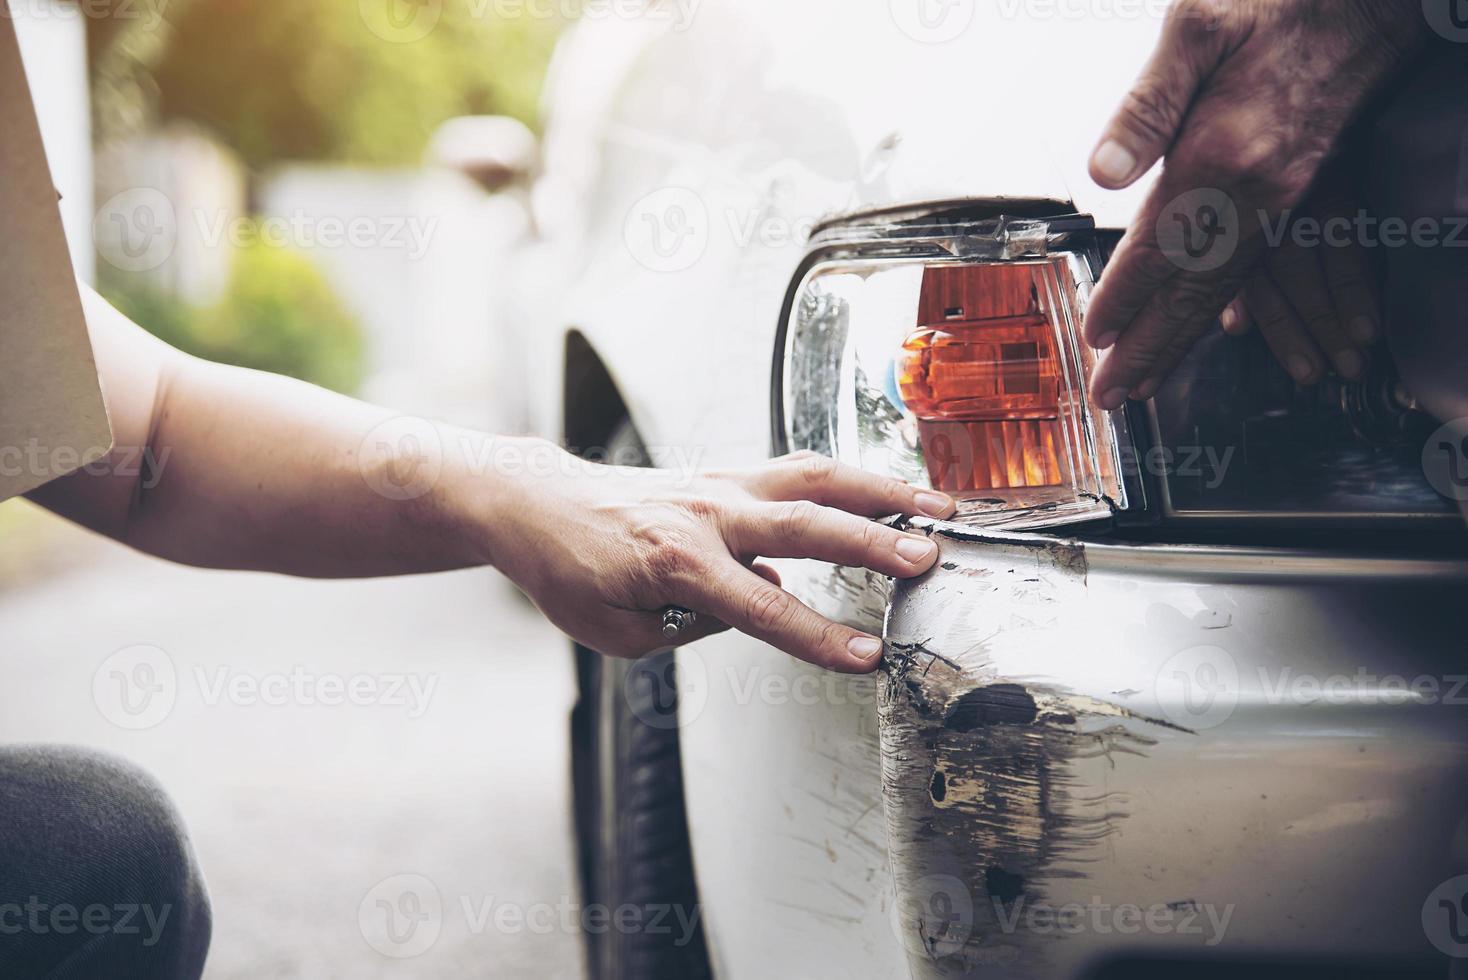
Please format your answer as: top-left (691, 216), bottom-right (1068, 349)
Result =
top-left (260, 166), bottom-right (532, 430)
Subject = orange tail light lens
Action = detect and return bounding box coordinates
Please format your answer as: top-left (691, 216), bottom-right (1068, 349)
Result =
top-left (778, 217), bottom-right (1129, 530)
top-left (898, 264), bottom-right (1069, 494)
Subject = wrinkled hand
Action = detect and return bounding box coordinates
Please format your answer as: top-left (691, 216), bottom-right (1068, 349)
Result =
top-left (1220, 170), bottom-right (1380, 384)
top-left (488, 445), bottom-right (956, 673)
top-left (1084, 0), bottom-right (1422, 408)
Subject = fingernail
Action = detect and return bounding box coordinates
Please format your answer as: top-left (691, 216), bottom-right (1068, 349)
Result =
top-left (1092, 140), bottom-right (1137, 186)
top-left (1349, 315), bottom-right (1376, 345)
top-left (913, 491), bottom-right (955, 518)
top-left (848, 636), bottom-right (883, 663)
top-left (1335, 349), bottom-right (1365, 380)
top-left (1287, 355), bottom-right (1315, 384)
top-left (1219, 308), bottom-right (1238, 333)
top-left (896, 536), bottom-right (937, 564)
top-left (1093, 331), bottom-right (1120, 350)
top-left (1099, 387), bottom-right (1130, 411)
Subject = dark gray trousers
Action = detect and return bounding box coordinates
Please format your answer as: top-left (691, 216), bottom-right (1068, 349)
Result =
top-left (0, 747), bottom-right (211, 979)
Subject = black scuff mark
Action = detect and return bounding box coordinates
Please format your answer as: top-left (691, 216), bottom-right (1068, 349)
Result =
top-left (985, 865), bottom-right (1025, 905)
top-left (880, 648), bottom-right (1186, 973)
top-left (945, 684), bottom-right (1039, 731)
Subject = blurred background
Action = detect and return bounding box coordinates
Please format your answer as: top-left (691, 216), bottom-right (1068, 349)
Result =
top-left (2, 0), bottom-right (584, 975)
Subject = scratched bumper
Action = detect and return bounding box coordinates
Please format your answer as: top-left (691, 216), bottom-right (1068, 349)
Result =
top-left (879, 522), bottom-right (1468, 979)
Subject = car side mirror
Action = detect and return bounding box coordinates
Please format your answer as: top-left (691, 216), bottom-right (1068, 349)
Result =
top-left (425, 115), bottom-right (537, 194)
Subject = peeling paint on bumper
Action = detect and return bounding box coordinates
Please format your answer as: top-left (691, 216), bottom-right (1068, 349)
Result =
top-left (878, 524), bottom-right (1468, 979)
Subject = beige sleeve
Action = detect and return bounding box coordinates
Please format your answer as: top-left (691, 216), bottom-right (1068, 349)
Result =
top-left (0, 14), bottom-right (113, 503)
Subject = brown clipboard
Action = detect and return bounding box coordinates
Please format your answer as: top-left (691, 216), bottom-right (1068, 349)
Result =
top-left (0, 11), bottom-right (113, 502)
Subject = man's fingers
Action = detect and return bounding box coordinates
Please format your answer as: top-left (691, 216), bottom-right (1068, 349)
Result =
top-left (1090, 267), bottom-right (1239, 408)
top-left (1083, 221), bottom-right (1182, 349)
top-left (745, 452), bottom-right (956, 520)
top-left (692, 558), bottom-right (885, 673)
top-left (1220, 296), bottom-right (1253, 336)
top-left (1265, 236), bottom-right (1365, 379)
top-left (1314, 201), bottom-right (1380, 348)
top-left (1241, 274), bottom-right (1326, 385)
top-left (726, 501), bottom-right (939, 580)
top-left (1089, 5), bottom-right (1229, 189)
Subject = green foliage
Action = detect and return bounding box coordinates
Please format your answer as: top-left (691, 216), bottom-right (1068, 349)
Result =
top-left (103, 234), bottom-right (367, 394)
top-left (145, 0), bottom-right (562, 169)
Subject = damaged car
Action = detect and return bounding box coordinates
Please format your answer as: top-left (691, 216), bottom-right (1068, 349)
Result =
top-left (511, 2), bottom-right (1468, 977)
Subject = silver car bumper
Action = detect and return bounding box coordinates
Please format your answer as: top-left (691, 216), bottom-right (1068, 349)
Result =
top-left (881, 521), bottom-right (1468, 979)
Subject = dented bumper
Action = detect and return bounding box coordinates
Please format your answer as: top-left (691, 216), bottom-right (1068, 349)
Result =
top-left (879, 522), bottom-right (1468, 979)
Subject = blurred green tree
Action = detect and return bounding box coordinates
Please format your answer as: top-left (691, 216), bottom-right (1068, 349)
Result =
top-left (105, 0), bottom-right (560, 170)
top-left (105, 232), bottom-right (367, 393)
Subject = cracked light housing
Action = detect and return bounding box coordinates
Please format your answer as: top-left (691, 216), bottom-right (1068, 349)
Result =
top-left (778, 238), bottom-right (1127, 530)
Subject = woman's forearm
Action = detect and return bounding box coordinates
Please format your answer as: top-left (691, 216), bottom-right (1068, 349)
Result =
top-left (124, 360), bottom-right (508, 577)
top-left (30, 287), bottom-right (506, 577)
top-left (34, 288), bottom-right (956, 672)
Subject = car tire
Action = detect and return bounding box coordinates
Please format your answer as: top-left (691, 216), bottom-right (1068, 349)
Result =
top-left (569, 422), bottom-right (714, 980)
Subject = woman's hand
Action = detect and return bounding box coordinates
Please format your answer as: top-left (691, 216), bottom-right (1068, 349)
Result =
top-left (38, 293), bottom-right (952, 675)
top-left (480, 443), bottom-right (956, 673)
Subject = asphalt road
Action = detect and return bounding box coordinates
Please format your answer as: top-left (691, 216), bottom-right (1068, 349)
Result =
top-left (0, 527), bottom-right (585, 979)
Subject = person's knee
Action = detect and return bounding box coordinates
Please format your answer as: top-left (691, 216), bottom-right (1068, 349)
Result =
top-left (0, 746), bottom-right (211, 980)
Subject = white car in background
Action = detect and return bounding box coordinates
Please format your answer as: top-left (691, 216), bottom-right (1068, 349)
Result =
top-left (511, 2), bottom-right (1468, 978)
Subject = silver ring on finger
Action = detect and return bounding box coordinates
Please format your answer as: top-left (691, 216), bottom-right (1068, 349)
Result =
top-left (660, 606), bottom-right (698, 641)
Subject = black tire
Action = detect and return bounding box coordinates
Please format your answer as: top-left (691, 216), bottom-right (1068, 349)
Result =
top-left (569, 423), bottom-right (713, 980)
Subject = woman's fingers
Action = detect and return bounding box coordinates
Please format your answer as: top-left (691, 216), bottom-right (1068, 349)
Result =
top-left (1241, 274), bottom-right (1327, 385)
top-left (687, 557), bottom-right (885, 673)
top-left (589, 606), bottom-right (731, 660)
top-left (596, 560), bottom-right (782, 660)
top-left (725, 500), bottom-right (939, 579)
top-left (740, 452), bottom-right (956, 520)
top-left (750, 561), bottom-right (782, 589)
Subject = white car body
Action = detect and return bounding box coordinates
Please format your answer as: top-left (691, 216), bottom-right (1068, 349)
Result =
top-left (515, 3), bottom-right (1468, 978)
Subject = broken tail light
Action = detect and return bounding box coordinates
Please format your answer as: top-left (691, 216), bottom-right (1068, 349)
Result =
top-left (776, 216), bottom-right (1130, 530)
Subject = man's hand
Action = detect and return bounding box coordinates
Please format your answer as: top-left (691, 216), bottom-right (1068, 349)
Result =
top-left (1083, 0), bottom-right (1423, 409)
top-left (1220, 171), bottom-right (1380, 385)
top-left (485, 449), bottom-right (956, 673)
